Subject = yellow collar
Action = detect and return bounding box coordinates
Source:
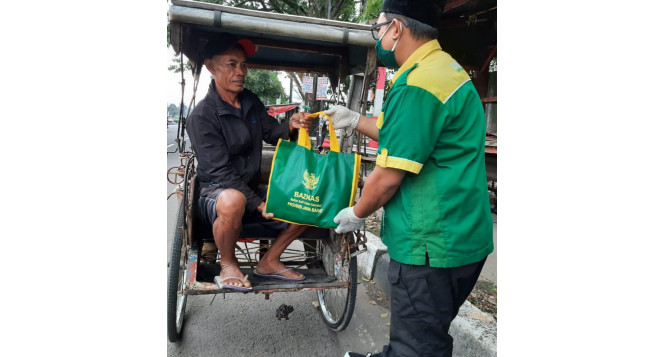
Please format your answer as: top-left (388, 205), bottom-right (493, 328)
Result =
top-left (390, 39), bottom-right (442, 86)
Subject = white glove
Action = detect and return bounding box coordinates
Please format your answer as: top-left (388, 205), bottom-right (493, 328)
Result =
top-left (333, 206), bottom-right (365, 233)
top-left (323, 105), bottom-right (360, 130)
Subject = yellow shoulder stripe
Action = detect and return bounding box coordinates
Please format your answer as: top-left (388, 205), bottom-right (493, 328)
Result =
top-left (376, 148), bottom-right (422, 174)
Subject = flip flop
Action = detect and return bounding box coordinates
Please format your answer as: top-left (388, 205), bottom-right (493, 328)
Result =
top-left (253, 268), bottom-right (305, 281)
top-left (214, 275), bottom-right (253, 292)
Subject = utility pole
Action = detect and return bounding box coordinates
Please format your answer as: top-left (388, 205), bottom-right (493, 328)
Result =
top-left (289, 77), bottom-right (293, 103)
top-left (312, 75), bottom-right (319, 112)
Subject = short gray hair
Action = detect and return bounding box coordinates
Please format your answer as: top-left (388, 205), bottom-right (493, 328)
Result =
top-left (384, 12), bottom-right (439, 40)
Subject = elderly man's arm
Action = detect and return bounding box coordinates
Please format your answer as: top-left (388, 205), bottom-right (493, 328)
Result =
top-left (256, 96), bottom-right (311, 143)
top-left (258, 100), bottom-right (292, 143)
top-left (260, 110), bottom-right (311, 144)
top-left (288, 112), bottom-right (311, 136)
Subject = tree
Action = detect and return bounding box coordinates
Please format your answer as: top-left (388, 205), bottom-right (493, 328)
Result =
top-left (168, 56), bottom-right (192, 74)
top-left (357, 0), bottom-right (382, 23)
top-left (244, 69), bottom-right (288, 105)
top-left (167, 103), bottom-right (189, 118)
top-left (167, 103), bottom-right (178, 118)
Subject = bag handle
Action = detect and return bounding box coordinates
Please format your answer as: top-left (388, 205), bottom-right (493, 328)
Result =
top-left (299, 112), bottom-right (340, 152)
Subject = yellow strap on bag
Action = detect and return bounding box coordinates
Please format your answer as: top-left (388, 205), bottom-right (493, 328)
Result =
top-left (266, 111), bottom-right (361, 227)
top-left (297, 124), bottom-right (312, 150)
top-left (299, 112), bottom-right (340, 152)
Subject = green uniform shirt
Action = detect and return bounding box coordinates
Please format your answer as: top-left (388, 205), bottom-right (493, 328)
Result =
top-left (376, 40), bottom-right (494, 268)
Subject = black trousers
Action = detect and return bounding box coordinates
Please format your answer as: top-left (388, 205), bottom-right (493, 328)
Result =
top-left (381, 256), bottom-right (487, 357)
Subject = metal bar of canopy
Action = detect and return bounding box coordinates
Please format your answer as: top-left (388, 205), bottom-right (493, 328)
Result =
top-left (171, 0), bottom-right (371, 30)
top-left (169, 5), bottom-right (375, 48)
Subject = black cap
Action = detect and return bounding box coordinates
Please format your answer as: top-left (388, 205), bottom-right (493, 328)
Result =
top-left (202, 33), bottom-right (256, 59)
top-left (381, 0), bottom-right (446, 28)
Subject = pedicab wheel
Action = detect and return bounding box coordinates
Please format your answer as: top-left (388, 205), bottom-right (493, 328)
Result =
top-left (317, 231), bottom-right (357, 331)
top-left (168, 199), bottom-right (188, 342)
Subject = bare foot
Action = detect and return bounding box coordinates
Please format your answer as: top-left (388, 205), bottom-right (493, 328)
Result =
top-left (255, 261), bottom-right (304, 280)
top-left (219, 262), bottom-right (251, 289)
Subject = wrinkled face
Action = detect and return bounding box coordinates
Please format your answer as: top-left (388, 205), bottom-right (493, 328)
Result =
top-left (207, 46), bottom-right (248, 94)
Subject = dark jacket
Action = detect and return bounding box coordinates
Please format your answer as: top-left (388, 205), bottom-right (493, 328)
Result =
top-left (186, 80), bottom-right (292, 212)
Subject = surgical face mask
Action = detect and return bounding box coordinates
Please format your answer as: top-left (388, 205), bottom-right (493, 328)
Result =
top-left (375, 21), bottom-right (401, 68)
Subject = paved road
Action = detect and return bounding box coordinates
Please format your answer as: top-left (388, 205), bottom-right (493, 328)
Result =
top-left (167, 289), bottom-right (391, 357)
top-left (165, 124), bottom-right (392, 356)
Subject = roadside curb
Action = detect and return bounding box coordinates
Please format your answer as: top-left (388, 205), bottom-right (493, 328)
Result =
top-left (356, 231), bottom-right (388, 280)
top-left (450, 301), bottom-right (497, 357)
top-left (356, 231), bottom-right (497, 357)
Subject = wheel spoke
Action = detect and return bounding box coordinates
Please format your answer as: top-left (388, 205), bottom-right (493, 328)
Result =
top-left (317, 233), bottom-right (357, 330)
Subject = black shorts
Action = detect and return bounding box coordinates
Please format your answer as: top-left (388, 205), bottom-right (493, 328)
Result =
top-left (198, 184), bottom-right (287, 231)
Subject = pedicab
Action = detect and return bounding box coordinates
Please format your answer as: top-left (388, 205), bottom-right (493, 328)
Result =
top-left (166, 0), bottom-right (378, 342)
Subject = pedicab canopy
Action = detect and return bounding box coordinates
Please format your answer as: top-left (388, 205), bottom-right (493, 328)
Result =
top-left (168, 0), bottom-right (496, 93)
top-left (168, 0), bottom-right (377, 91)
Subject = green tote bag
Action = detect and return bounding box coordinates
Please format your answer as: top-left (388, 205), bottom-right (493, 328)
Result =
top-left (265, 115), bottom-right (361, 228)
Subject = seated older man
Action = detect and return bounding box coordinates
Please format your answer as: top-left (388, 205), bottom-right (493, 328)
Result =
top-left (186, 33), bottom-right (312, 291)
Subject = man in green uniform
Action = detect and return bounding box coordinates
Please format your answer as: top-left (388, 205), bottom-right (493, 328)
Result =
top-left (328, 1), bottom-right (494, 356)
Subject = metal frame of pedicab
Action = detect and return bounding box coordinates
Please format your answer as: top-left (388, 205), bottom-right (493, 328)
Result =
top-left (167, 0), bottom-right (379, 343)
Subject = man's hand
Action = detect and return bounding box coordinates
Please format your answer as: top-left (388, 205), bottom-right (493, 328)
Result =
top-left (333, 206), bottom-right (365, 233)
top-left (323, 105), bottom-right (360, 130)
top-left (289, 112), bottom-right (312, 132)
top-left (257, 202), bottom-right (274, 220)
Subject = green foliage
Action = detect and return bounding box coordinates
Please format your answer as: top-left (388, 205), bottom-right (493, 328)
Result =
top-left (167, 103), bottom-right (189, 118)
top-left (167, 103), bottom-right (177, 118)
top-left (244, 69), bottom-right (288, 105)
top-left (357, 0), bottom-right (383, 23)
top-left (168, 56), bottom-right (193, 74)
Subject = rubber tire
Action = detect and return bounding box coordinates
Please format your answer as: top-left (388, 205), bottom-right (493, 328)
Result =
top-left (167, 198), bottom-right (188, 342)
top-left (317, 232), bottom-right (358, 331)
